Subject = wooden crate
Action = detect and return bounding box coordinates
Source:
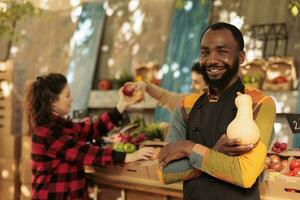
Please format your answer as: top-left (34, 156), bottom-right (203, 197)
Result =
top-left (0, 60), bottom-right (13, 81)
top-left (0, 60), bottom-right (13, 135)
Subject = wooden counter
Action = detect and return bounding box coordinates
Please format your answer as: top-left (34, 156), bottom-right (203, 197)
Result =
top-left (86, 167), bottom-right (182, 200)
top-left (86, 167), bottom-right (296, 200)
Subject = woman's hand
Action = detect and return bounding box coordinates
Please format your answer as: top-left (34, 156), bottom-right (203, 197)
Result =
top-left (124, 147), bottom-right (156, 163)
top-left (116, 87), bottom-right (140, 113)
top-left (116, 83), bottom-right (144, 113)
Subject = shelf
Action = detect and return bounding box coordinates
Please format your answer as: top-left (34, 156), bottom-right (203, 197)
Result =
top-left (88, 90), bottom-right (157, 110)
top-left (88, 90), bottom-right (298, 114)
top-left (264, 90), bottom-right (298, 114)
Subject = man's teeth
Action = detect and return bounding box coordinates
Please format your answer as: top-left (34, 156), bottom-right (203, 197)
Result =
top-left (208, 68), bottom-right (223, 72)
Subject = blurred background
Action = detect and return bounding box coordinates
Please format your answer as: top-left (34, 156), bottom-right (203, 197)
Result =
top-left (1, 0), bottom-right (300, 199)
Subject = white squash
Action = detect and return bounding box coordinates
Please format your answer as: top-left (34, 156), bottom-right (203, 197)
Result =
top-left (227, 92), bottom-right (260, 145)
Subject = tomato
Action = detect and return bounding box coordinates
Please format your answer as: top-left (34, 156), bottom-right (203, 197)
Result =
top-left (292, 168), bottom-right (300, 176)
top-left (290, 159), bottom-right (300, 170)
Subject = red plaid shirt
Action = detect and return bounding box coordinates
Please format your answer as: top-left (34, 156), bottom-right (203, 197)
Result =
top-left (31, 108), bottom-right (125, 200)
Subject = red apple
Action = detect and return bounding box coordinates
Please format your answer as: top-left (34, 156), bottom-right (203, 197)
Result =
top-left (114, 133), bottom-right (124, 142)
top-left (122, 84), bottom-right (135, 96)
top-left (279, 143), bottom-right (287, 151)
top-left (274, 141), bottom-right (280, 148)
top-left (98, 79), bottom-right (112, 90)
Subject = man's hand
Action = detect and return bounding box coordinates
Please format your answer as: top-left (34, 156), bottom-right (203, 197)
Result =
top-left (159, 140), bottom-right (195, 169)
top-left (212, 134), bottom-right (256, 156)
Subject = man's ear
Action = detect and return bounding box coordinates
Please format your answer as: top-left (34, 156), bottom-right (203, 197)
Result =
top-left (238, 51), bottom-right (246, 65)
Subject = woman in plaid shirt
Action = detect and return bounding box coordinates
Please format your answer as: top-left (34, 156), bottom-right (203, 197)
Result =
top-left (25, 73), bottom-right (155, 200)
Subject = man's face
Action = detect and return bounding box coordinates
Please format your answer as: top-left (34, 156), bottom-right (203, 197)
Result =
top-left (199, 29), bottom-right (245, 90)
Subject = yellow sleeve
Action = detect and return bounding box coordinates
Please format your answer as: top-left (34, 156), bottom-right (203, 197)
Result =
top-left (190, 97), bottom-right (276, 188)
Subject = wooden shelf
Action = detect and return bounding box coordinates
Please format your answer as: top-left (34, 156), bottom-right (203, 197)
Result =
top-left (88, 90), bottom-right (157, 110)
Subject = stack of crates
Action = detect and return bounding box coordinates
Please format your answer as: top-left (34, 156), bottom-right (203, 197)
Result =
top-left (0, 60), bottom-right (19, 200)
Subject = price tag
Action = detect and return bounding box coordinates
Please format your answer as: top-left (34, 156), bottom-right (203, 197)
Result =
top-left (286, 114), bottom-right (300, 134)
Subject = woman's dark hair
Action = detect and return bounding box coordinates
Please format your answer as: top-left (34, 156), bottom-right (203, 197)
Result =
top-left (25, 73), bottom-right (67, 133)
top-left (200, 22), bottom-right (244, 51)
top-left (191, 62), bottom-right (201, 74)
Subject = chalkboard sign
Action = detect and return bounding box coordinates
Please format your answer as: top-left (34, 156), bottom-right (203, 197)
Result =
top-left (286, 114), bottom-right (300, 134)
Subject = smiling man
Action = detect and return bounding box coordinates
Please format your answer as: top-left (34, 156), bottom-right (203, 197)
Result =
top-left (158, 22), bottom-right (276, 200)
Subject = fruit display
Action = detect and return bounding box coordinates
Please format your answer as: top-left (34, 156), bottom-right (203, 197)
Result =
top-left (271, 141), bottom-right (288, 154)
top-left (98, 79), bottom-right (112, 90)
top-left (265, 154), bottom-right (287, 172)
top-left (239, 59), bottom-right (266, 89)
top-left (109, 116), bottom-right (165, 154)
top-left (227, 92), bottom-right (260, 145)
top-left (239, 57), bottom-right (297, 91)
top-left (262, 57), bottom-right (297, 91)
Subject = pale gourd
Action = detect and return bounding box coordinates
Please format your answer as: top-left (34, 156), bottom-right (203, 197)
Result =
top-left (227, 92), bottom-right (260, 145)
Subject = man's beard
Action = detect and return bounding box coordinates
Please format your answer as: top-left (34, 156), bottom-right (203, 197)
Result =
top-left (200, 58), bottom-right (239, 90)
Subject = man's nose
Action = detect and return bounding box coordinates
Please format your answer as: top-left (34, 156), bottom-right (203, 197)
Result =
top-left (207, 51), bottom-right (218, 65)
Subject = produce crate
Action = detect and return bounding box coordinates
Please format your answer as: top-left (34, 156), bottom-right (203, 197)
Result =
top-left (264, 173), bottom-right (300, 199)
top-left (0, 60), bottom-right (13, 134)
top-left (262, 57), bottom-right (297, 91)
top-left (264, 150), bottom-right (300, 199)
top-left (91, 160), bottom-right (160, 182)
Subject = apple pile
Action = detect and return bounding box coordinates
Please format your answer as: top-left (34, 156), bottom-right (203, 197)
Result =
top-left (113, 142), bottom-right (137, 153)
top-left (114, 132), bottom-right (145, 145)
top-left (112, 132), bottom-right (146, 153)
top-left (271, 141), bottom-right (287, 154)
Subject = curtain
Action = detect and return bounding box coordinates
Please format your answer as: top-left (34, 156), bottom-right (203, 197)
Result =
top-left (67, 1), bottom-right (105, 116)
top-left (154, 0), bottom-right (211, 122)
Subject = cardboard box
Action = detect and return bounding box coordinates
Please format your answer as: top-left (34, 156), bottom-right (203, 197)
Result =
top-left (264, 154), bottom-right (300, 199)
top-left (92, 160), bottom-right (160, 182)
top-left (0, 159), bottom-right (16, 181)
top-left (0, 60), bottom-right (13, 81)
top-left (265, 177), bottom-right (300, 199)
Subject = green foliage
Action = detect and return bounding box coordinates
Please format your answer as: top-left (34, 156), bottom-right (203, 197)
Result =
top-left (113, 70), bottom-right (134, 88)
top-left (142, 122), bottom-right (164, 141)
top-left (0, 0), bottom-right (40, 38)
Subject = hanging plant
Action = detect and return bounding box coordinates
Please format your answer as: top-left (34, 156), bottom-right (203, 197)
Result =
top-left (0, 0), bottom-right (40, 60)
top-left (0, 0), bottom-right (40, 38)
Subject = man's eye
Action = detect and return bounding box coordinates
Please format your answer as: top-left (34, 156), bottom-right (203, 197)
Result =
top-left (201, 51), bottom-right (209, 56)
top-left (219, 50), bottom-right (228, 55)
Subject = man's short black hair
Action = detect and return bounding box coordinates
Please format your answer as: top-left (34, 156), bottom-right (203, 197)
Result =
top-left (191, 62), bottom-right (201, 74)
top-left (200, 22), bottom-right (244, 51)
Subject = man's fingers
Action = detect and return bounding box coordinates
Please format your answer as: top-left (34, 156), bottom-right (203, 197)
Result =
top-left (226, 138), bottom-right (241, 146)
top-left (226, 144), bottom-right (254, 155)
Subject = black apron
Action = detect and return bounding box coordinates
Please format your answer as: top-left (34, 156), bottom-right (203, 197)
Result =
top-left (184, 80), bottom-right (259, 200)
